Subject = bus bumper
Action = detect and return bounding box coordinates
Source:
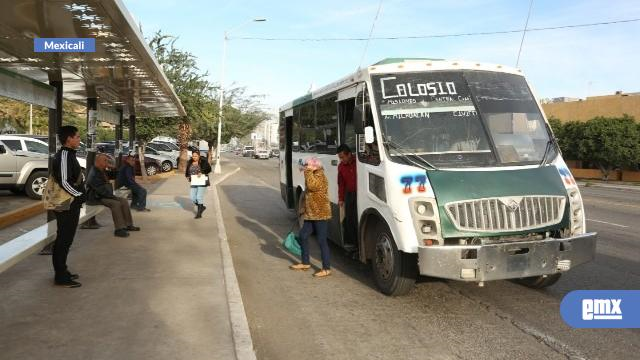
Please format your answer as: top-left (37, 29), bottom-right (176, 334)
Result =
top-left (417, 233), bottom-right (597, 281)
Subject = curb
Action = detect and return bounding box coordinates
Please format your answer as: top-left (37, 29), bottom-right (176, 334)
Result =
top-left (212, 168), bottom-right (256, 360)
top-left (578, 182), bottom-right (640, 191)
top-left (0, 202), bottom-right (45, 230)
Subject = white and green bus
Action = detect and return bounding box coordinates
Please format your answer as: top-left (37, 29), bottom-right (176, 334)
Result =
top-left (278, 58), bottom-right (597, 296)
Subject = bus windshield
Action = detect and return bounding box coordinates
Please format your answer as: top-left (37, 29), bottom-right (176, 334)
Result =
top-left (372, 70), bottom-right (555, 168)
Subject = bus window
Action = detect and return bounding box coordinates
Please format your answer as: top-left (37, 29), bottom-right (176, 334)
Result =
top-left (316, 95), bottom-right (338, 153)
top-left (356, 89), bottom-right (381, 165)
top-left (299, 102), bottom-right (316, 152)
top-left (279, 113), bottom-right (286, 151)
top-left (339, 98), bottom-right (357, 152)
top-left (292, 107), bottom-right (301, 152)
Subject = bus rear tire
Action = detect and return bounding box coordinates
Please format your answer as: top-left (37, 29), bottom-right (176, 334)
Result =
top-left (372, 223), bottom-right (417, 296)
top-left (513, 273), bottom-right (562, 289)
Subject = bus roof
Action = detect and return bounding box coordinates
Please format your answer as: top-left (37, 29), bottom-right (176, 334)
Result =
top-left (279, 58), bottom-right (524, 112)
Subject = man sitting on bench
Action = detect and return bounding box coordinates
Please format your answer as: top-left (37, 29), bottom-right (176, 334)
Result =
top-left (116, 155), bottom-right (150, 212)
top-left (86, 153), bottom-right (141, 238)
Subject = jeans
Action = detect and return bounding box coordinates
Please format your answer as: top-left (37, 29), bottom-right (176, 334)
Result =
top-left (298, 220), bottom-right (331, 270)
top-left (52, 200), bottom-right (82, 282)
top-left (190, 186), bottom-right (207, 205)
top-left (129, 183), bottom-right (147, 209)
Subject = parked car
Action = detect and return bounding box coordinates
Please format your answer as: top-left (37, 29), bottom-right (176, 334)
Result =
top-left (124, 154), bottom-right (162, 176)
top-left (254, 149), bottom-right (269, 159)
top-left (270, 149), bottom-right (280, 158)
top-left (148, 142), bottom-right (180, 158)
top-left (15, 134), bottom-right (88, 158)
top-left (242, 145), bottom-right (255, 157)
top-left (0, 135), bottom-right (88, 199)
top-left (143, 146), bottom-right (177, 172)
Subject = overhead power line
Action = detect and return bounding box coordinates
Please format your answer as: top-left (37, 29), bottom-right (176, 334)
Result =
top-left (228, 18), bottom-right (640, 42)
top-left (357, 0), bottom-right (384, 70)
top-left (516, 0), bottom-right (535, 67)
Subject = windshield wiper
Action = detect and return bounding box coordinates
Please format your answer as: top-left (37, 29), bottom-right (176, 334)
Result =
top-left (383, 136), bottom-right (439, 170)
top-left (539, 139), bottom-right (557, 166)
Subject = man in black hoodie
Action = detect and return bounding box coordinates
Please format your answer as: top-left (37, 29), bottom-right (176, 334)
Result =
top-left (52, 126), bottom-right (86, 288)
top-left (86, 153), bottom-right (140, 237)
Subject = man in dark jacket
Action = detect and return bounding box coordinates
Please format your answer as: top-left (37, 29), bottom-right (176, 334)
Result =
top-left (116, 155), bottom-right (150, 212)
top-left (52, 126), bottom-right (86, 288)
top-left (87, 153), bottom-right (140, 237)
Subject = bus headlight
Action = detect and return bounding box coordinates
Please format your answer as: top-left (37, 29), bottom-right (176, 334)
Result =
top-left (568, 189), bottom-right (585, 235)
top-left (410, 198), bottom-right (442, 246)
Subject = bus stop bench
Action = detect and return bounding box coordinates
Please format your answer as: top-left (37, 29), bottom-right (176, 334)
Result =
top-left (0, 189), bottom-right (130, 274)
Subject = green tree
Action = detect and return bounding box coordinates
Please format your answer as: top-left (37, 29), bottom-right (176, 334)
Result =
top-left (578, 115), bottom-right (640, 180)
top-left (191, 87), bottom-right (268, 162)
top-left (557, 120), bottom-right (585, 161)
top-left (148, 31), bottom-right (214, 170)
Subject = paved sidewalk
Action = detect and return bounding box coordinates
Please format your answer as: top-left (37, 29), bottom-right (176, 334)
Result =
top-left (0, 173), bottom-right (242, 360)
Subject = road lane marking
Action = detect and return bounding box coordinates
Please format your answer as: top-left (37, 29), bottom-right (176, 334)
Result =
top-left (586, 218), bottom-right (629, 228)
top-left (211, 167), bottom-right (257, 360)
top-left (212, 167), bottom-right (241, 186)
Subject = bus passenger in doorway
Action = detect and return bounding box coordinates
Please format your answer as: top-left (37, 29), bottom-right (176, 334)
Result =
top-left (337, 144), bottom-right (358, 256)
top-left (289, 157), bottom-right (332, 277)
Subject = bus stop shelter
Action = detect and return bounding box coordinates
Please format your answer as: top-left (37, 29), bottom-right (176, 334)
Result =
top-left (0, 0), bottom-right (186, 270)
top-left (0, 0), bottom-right (185, 165)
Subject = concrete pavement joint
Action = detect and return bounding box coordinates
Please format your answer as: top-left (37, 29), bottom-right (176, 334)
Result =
top-left (212, 167), bottom-right (256, 360)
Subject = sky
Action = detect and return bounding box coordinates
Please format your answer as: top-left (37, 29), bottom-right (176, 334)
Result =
top-left (122, 0), bottom-right (640, 113)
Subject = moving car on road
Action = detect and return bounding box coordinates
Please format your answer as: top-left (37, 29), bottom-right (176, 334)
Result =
top-left (242, 145), bottom-right (255, 157)
top-left (254, 149), bottom-right (270, 159)
top-left (278, 58), bottom-right (597, 296)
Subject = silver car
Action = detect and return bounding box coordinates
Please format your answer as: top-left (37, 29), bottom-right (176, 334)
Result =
top-left (0, 135), bottom-right (85, 199)
top-left (144, 146), bottom-right (177, 172)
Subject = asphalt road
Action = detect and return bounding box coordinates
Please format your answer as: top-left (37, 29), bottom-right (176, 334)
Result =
top-left (218, 155), bottom-right (639, 360)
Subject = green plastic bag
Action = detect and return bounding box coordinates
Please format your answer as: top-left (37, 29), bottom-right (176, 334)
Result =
top-left (283, 231), bottom-right (301, 257)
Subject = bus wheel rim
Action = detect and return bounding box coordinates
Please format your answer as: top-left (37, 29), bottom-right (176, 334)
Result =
top-left (375, 233), bottom-right (394, 280)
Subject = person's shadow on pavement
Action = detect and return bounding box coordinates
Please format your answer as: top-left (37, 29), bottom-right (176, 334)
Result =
top-left (174, 196), bottom-right (196, 214)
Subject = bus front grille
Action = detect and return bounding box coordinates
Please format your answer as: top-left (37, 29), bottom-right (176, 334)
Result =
top-left (445, 195), bottom-right (566, 232)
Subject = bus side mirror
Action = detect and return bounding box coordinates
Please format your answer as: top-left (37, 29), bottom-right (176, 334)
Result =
top-left (353, 106), bottom-right (364, 134)
top-left (364, 126), bottom-right (375, 144)
top-left (0, 145), bottom-right (5, 154)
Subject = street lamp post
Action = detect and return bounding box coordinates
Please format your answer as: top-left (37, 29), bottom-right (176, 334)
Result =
top-left (213, 18), bottom-right (266, 174)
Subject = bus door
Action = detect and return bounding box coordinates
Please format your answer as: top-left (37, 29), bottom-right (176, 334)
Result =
top-left (280, 110), bottom-right (295, 209)
top-left (333, 94), bottom-right (357, 247)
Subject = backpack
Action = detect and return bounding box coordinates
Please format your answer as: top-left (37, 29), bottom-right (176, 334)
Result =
top-left (42, 176), bottom-right (74, 212)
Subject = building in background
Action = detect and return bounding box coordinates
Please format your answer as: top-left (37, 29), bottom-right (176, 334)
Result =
top-left (253, 118), bottom-right (278, 149)
top-left (541, 91), bottom-right (640, 122)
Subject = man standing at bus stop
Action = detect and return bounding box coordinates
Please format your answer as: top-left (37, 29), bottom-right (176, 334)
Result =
top-left (52, 126), bottom-right (86, 288)
top-left (337, 144), bottom-right (358, 255)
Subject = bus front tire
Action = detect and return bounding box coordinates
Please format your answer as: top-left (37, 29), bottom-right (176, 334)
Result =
top-left (371, 224), bottom-right (417, 296)
top-left (513, 273), bottom-right (562, 289)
